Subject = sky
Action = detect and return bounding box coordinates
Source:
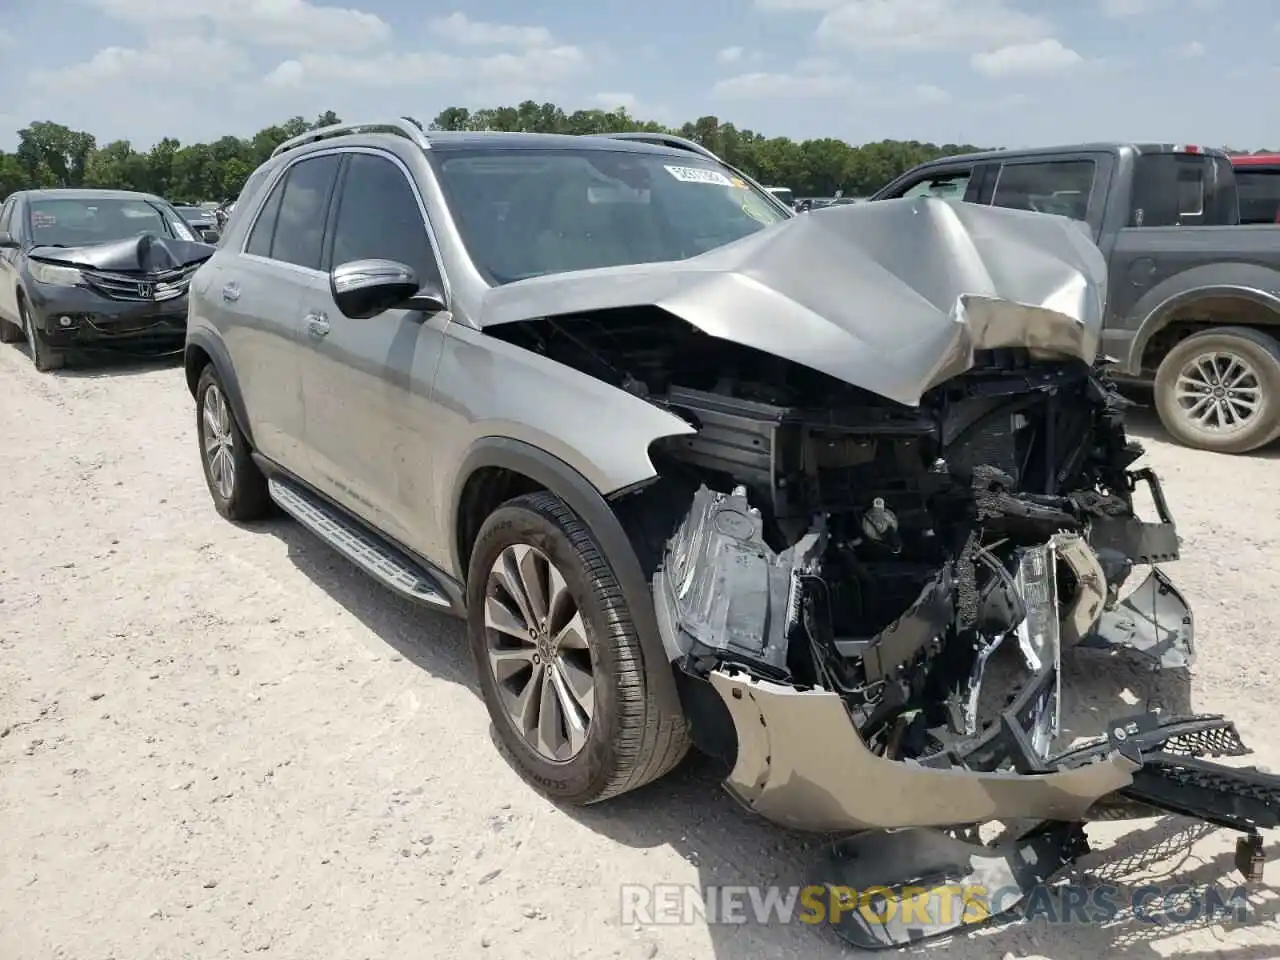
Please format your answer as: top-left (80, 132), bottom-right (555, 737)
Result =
top-left (0, 0), bottom-right (1276, 153)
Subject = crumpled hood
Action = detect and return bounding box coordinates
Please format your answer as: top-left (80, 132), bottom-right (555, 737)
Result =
top-left (476, 197), bottom-right (1107, 406)
top-left (29, 233), bottom-right (215, 274)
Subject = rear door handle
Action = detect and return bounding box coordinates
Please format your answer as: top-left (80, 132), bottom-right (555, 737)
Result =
top-left (221, 282), bottom-right (240, 302)
top-left (305, 311), bottom-right (330, 337)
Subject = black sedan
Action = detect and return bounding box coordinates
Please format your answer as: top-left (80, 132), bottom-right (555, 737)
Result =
top-left (0, 189), bottom-right (215, 371)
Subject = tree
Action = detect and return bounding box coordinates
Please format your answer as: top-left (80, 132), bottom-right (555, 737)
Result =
top-left (0, 102), bottom-right (1264, 205)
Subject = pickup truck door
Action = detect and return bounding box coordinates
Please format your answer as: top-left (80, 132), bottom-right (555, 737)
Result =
top-left (983, 151), bottom-right (1116, 240)
top-left (297, 150), bottom-right (449, 557)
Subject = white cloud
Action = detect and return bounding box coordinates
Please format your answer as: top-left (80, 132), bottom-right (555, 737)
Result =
top-left (30, 37), bottom-right (252, 93)
top-left (717, 46), bottom-right (744, 63)
top-left (912, 83), bottom-right (951, 104)
top-left (817, 0), bottom-right (1052, 52)
top-left (427, 12), bottom-right (554, 47)
top-left (263, 45), bottom-right (587, 94)
top-left (87, 0), bottom-right (390, 51)
top-left (1172, 40), bottom-right (1205, 57)
top-left (971, 39), bottom-right (1083, 76)
top-left (712, 69), bottom-right (855, 99)
top-left (593, 92), bottom-right (639, 111)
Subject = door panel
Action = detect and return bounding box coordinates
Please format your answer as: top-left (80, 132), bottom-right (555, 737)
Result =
top-left (299, 150), bottom-right (449, 556)
top-left (0, 199), bottom-right (19, 324)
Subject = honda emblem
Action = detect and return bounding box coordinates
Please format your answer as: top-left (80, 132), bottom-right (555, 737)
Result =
top-left (138, 281), bottom-right (154, 299)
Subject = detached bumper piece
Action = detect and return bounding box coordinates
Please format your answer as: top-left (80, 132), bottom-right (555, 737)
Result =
top-left (813, 822), bottom-right (1089, 950)
top-left (813, 712), bottom-right (1280, 949)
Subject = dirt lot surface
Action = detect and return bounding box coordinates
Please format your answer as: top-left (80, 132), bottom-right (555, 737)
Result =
top-left (3, 345), bottom-right (1280, 960)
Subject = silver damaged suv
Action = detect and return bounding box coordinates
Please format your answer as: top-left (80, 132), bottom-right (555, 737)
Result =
top-left (186, 121), bottom-right (1280, 942)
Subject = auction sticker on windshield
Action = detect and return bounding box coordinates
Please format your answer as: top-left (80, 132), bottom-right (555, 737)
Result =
top-left (665, 165), bottom-right (734, 186)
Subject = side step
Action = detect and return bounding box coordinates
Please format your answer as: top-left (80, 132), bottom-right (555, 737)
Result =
top-left (267, 476), bottom-right (452, 609)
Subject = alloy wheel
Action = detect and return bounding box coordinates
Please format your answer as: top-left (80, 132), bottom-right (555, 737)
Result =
top-left (483, 543), bottom-right (596, 762)
top-left (202, 383), bottom-right (236, 500)
top-left (1174, 349), bottom-right (1262, 434)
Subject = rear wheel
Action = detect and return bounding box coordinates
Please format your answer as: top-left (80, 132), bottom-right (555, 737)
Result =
top-left (1154, 326), bottom-right (1280, 454)
top-left (467, 491), bottom-right (689, 805)
top-left (20, 300), bottom-right (65, 372)
top-left (195, 364), bottom-right (272, 521)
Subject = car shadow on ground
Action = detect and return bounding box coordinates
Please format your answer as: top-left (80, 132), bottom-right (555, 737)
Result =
top-left (2, 340), bottom-right (184, 378)
top-left (251, 513), bottom-right (1260, 959)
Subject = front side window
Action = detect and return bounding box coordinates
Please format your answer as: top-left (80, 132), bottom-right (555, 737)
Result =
top-left (991, 160), bottom-right (1095, 221)
top-left (330, 153), bottom-right (440, 286)
top-left (26, 196), bottom-right (195, 247)
top-left (0, 199), bottom-right (14, 233)
top-left (898, 171), bottom-right (971, 200)
top-left (432, 148), bottom-right (789, 284)
top-left (257, 154), bottom-right (340, 270)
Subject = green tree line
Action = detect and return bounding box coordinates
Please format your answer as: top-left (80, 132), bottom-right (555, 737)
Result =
top-left (2, 101), bottom-right (1274, 204)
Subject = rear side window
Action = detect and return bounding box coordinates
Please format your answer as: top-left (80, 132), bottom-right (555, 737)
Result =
top-left (991, 160), bottom-right (1095, 221)
top-left (270, 155), bottom-right (340, 270)
top-left (329, 153), bottom-right (440, 286)
top-left (245, 179), bottom-right (283, 258)
top-left (1237, 168), bottom-right (1280, 224)
top-left (1129, 153), bottom-right (1237, 227)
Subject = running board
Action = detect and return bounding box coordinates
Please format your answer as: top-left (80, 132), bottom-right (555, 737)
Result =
top-left (267, 477), bottom-right (452, 609)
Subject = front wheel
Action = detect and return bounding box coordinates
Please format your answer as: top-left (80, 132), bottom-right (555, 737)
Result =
top-left (20, 300), bottom-right (64, 372)
top-left (467, 491), bottom-right (689, 805)
top-left (1154, 326), bottom-right (1280, 454)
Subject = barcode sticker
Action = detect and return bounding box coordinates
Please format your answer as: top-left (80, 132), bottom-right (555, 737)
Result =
top-left (664, 165), bottom-right (734, 186)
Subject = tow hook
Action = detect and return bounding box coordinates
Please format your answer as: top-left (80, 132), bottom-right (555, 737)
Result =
top-left (1235, 831), bottom-right (1266, 884)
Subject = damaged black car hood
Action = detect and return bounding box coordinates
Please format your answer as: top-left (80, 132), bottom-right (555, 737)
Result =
top-left (476, 197), bottom-right (1107, 406)
top-left (29, 233), bottom-right (215, 274)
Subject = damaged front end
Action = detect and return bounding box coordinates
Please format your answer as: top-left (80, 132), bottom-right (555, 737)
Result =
top-left (650, 357), bottom-right (1188, 832)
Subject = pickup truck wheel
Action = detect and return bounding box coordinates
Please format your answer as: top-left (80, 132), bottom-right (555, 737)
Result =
top-left (1154, 326), bottom-right (1280, 454)
top-left (467, 491), bottom-right (689, 805)
top-left (20, 300), bottom-right (65, 372)
top-left (195, 365), bottom-right (272, 521)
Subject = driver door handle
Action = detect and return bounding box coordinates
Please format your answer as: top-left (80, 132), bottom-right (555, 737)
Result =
top-left (305, 311), bottom-right (330, 337)
top-left (221, 282), bottom-right (240, 302)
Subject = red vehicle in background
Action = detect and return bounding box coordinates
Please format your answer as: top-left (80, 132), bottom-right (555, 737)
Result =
top-left (1231, 153), bottom-right (1280, 223)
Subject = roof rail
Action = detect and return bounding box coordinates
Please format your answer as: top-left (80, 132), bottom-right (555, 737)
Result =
top-left (270, 117), bottom-right (430, 159)
top-left (597, 132), bottom-right (724, 163)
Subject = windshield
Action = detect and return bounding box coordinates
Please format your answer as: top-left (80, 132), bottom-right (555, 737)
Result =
top-left (26, 197), bottom-right (196, 247)
top-left (432, 148), bottom-right (789, 284)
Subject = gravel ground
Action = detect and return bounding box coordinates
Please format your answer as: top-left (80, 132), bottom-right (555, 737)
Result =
top-left (2, 343), bottom-right (1280, 960)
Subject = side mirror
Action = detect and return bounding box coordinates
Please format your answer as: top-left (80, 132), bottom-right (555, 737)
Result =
top-left (330, 259), bottom-right (446, 320)
top-left (0, 231), bottom-right (17, 249)
top-left (200, 229), bottom-right (221, 243)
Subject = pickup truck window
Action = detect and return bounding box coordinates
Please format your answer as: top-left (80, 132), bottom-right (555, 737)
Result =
top-left (899, 172), bottom-right (971, 200)
top-left (1237, 168), bottom-right (1280, 224)
top-left (1129, 153), bottom-right (1236, 227)
top-left (991, 160), bottom-right (1094, 221)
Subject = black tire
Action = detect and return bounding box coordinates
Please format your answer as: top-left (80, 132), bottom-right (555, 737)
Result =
top-left (0, 316), bottom-right (20, 344)
top-left (1154, 326), bottom-right (1280, 454)
top-left (19, 299), bottom-right (65, 372)
top-left (195, 364), bottom-right (273, 521)
top-left (467, 491), bottom-right (689, 805)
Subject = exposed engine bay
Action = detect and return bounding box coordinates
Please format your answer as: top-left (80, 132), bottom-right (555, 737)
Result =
top-left (492, 305), bottom-right (1280, 948)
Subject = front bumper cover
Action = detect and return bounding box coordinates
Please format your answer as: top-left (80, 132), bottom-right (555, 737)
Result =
top-left (26, 283), bottom-right (188, 351)
top-left (710, 668), bottom-right (1140, 832)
